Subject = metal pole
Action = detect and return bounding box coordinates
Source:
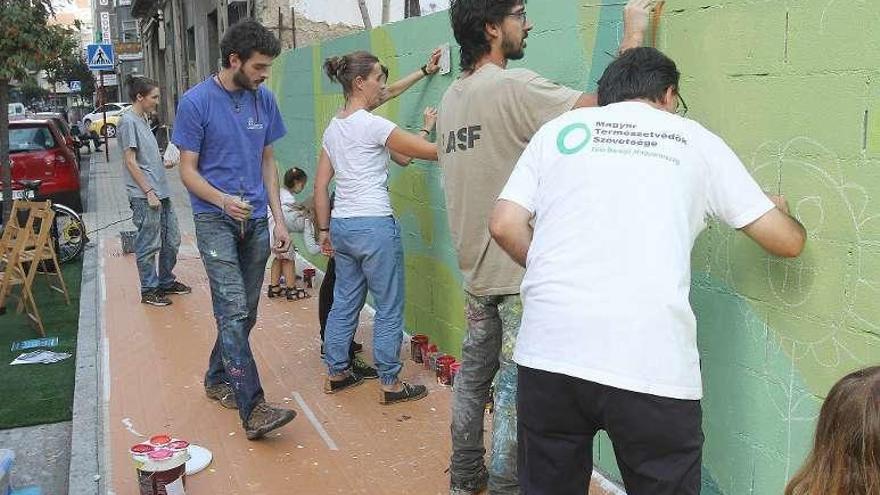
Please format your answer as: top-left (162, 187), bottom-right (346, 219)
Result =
top-left (102, 73), bottom-right (108, 162)
top-left (290, 6), bottom-right (297, 49)
top-left (278, 6), bottom-right (283, 45)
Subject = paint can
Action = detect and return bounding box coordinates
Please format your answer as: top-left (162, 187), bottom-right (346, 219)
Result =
top-left (426, 351), bottom-right (440, 371)
top-left (410, 334), bottom-right (428, 363)
top-left (303, 268), bottom-right (316, 288)
top-left (422, 344), bottom-right (438, 369)
top-left (437, 355), bottom-right (456, 385)
top-left (449, 362), bottom-right (461, 387)
top-left (132, 438), bottom-right (190, 495)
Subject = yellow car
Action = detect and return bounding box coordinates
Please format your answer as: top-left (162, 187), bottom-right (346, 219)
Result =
top-left (89, 112), bottom-right (123, 138)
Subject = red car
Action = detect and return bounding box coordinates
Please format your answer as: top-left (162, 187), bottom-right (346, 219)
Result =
top-left (5, 118), bottom-right (83, 212)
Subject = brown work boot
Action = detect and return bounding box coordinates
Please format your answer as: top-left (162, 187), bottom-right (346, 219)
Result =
top-left (244, 402), bottom-right (297, 440)
top-left (205, 383), bottom-right (237, 409)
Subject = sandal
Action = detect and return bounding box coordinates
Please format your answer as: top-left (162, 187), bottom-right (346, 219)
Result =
top-left (286, 287), bottom-right (311, 300)
top-left (267, 284), bottom-right (283, 298)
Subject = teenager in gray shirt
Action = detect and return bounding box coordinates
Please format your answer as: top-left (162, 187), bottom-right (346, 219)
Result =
top-left (118, 75), bottom-right (191, 306)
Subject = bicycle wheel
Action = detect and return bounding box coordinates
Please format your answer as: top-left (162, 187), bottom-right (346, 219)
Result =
top-left (53, 203), bottom-right (87, 264)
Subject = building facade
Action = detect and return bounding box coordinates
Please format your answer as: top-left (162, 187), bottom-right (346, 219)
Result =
top-left (129, 0), bottom-right (362, 126)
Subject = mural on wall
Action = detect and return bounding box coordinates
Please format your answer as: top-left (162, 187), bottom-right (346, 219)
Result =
top-left (268, 1), bottom-right (880, 493)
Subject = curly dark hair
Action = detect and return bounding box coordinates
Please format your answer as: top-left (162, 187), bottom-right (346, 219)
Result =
top-left (283, 167), bottom-right (307, 189)
top-left (220, 18), bottom-right (281, 68)
top-left (449, 0), bottom-right (523, 72)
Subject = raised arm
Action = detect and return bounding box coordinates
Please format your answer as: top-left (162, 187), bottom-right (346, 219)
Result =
top-left (573, 0), bottom-right (655, 109)
top-left (370, 47), bottom-right (441, 110)
top-left (386, 127), bottom-right (438, 162)
top-left (390, 107), bottom-right (438, 166)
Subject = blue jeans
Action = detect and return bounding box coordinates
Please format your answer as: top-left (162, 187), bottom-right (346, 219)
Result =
top-left (194, 212), bottom-right (270, 423)
top-left (130, 197), bottom-right (181, 294)
top-left (324, 216), bottom-right (404, 386)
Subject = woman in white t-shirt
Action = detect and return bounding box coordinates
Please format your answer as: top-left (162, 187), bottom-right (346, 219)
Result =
top-left (314, 49), bottom-right (439, 404)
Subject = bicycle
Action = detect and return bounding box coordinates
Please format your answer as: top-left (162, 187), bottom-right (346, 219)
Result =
top-left (1, 179), bottom-right (88, 264)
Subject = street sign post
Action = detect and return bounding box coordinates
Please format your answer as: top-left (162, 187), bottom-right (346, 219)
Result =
top-left (87, 43), bottom-right (115, 161)
top-left (86, 43), bottom-right (115, 71)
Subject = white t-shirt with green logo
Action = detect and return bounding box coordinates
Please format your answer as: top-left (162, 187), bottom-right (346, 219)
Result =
top-left (499, 101), bottom-right (774, 400)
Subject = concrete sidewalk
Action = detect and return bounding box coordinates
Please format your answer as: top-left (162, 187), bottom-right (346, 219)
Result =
top-left (69, 139), bottom-right (620, 495)
top-left (74, 140), bottom-right (460, 494)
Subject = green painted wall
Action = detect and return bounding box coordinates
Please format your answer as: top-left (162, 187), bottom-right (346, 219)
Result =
top-left (269, 1), bottom-right (880, 492)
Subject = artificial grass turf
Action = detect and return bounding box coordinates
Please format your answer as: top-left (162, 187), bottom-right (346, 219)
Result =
top-left (0, 259), bottom-right (82, 429)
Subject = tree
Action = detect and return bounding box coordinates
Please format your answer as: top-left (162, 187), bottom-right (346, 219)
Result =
top-left (404, 0), bottom-right (421, 18)
top-left (19, 77), bottom-right (49, 108)
top-left (0, 0), bottom-right (73, 223)
top-left (357, 0), bottom-right (372, 29)
top-left (45, 46), bottom-right (96, 100)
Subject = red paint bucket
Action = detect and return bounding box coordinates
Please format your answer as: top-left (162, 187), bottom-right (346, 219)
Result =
top-left (410, 334), bottom-right (429, 363)
top-left (450, 362), bottom-right (461, 386)
top-left (437, 355), bottom-right (456, 385)
top-left (303, 268), bottom-right (316, 288)
top-left (422, 344), bottom-right (438, 369)
top-left (132, 438), bottom-right (189, 495)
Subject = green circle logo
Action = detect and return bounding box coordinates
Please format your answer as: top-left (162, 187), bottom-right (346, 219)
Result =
top-left (556, 123), bottom-right (591, 155)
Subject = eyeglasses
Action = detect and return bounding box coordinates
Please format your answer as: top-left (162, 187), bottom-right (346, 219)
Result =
top-left (507, 10), bottom-right (528, 24)
top-left (676, 92), bottom-right (689, 116)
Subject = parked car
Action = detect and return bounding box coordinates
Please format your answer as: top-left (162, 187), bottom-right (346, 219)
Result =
top-left (7, 102), bottom-right (26, 117)
top-left (33, 112), bottom-right (85, 162)
top-left (89, 112), bottom-right (123, 138)
top-left (81, 102), bottom-right (131, 129)
top-left (4, 119), bottom-right (83, 212)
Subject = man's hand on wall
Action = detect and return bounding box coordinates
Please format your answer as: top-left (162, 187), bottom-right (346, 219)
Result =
top-left (768, 194), bottom-right (792, 215)
top-left (621, 0), bottom-right (659, 52)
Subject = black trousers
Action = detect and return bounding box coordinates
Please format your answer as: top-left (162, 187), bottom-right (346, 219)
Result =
top-left (318, 257), bottom-right (357, 360)
top-left (517, 365), bottom-right (703, 495)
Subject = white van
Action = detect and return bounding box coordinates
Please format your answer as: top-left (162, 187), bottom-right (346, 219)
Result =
top-left (7, 102), bottom-right (26, 117)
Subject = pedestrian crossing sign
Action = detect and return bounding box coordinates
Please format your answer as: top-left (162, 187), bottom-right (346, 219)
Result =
top-left (87, 43), bottom-right (115, 71)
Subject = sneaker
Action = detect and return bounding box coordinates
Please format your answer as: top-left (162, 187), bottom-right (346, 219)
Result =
top-left (141, 289), bottom-right (172, 306)
top-left (244, 402), bottom-right (297, 440)
top-left (205, 383), bottom-right (238, 409)
top-left (351, 356), bottom-right (378, 379)
top-left (380, 382), bottom-right (428, 405)
top-left (323, 372), bottom-right (365, 394)
top-left (450, 465), bottom-right (489, 495)
top-left (161, 281), bottom-right (192, 295)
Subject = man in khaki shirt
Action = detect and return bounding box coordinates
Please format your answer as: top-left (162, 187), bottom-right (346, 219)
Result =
top-left (438, 1), bottom-right (655, 493)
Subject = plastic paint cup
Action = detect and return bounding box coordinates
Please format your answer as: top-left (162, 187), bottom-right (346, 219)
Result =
top-left (303, 268), bottom-right (316, 288)
top-left (167, 440), bottom-right (190, 452)
top-left (411, 334), bottom-right (428, 363)
top-left (423, 344), bottom-right (438, 369)
top-left (130, 443), bottom-right (154, 458)
top-left (450, 362), bottom-right (461, 387)
top-left (148, 434), bottom-right (172, 447)
top-left (437, 355), bottom-right (456, 385)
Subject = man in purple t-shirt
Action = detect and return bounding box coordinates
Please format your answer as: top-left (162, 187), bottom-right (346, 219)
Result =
top-left (171, 19), bottom-right (295, 440)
